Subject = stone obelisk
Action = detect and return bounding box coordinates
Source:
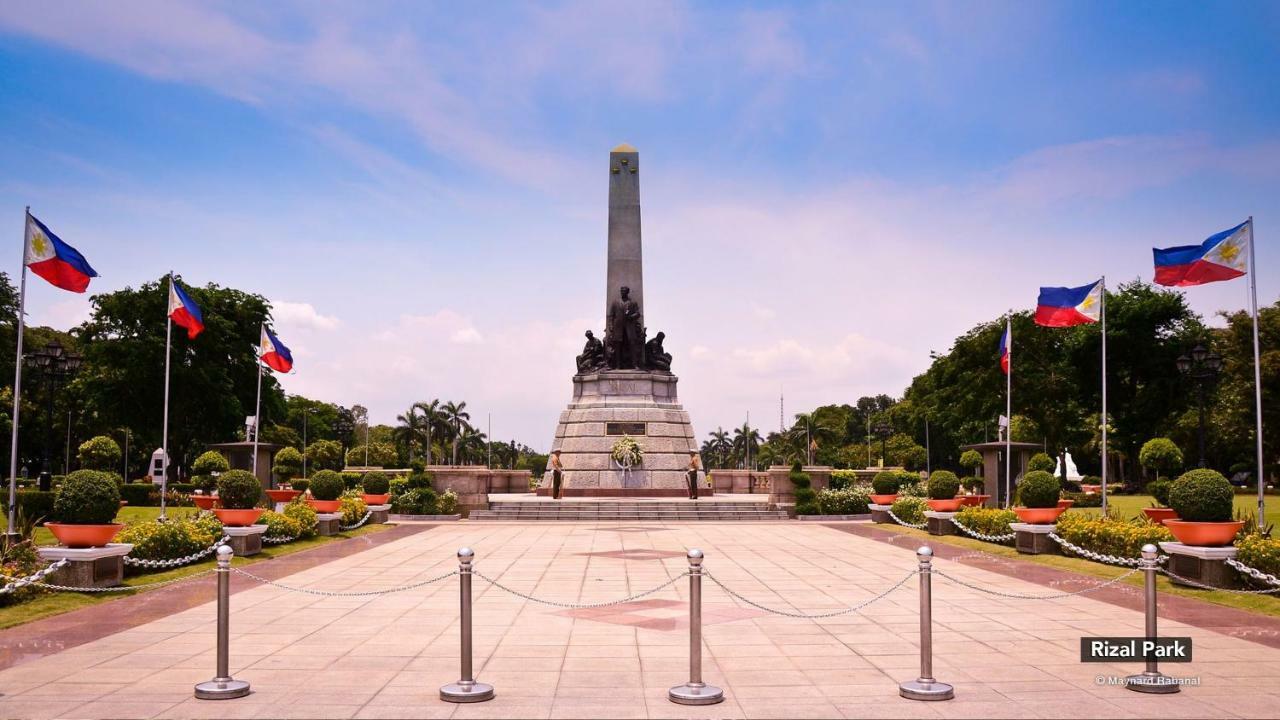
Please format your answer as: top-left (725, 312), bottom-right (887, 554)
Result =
top-left (547, 144), bottom-right (699, 495)
top-left (606, 143), bottom-right (643, 319)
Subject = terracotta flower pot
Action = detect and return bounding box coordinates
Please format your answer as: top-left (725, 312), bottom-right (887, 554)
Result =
top-left (265, 489), bottom-right (302, 504)
top-left (869, 494), bottom-right (899, 505)
top-left (1056, 499), bottom-right (1075, 510)
top-left (960, 495), bottom-right (990, 507)
top-left (308, 499), bottom-right (342, 513)
top-left (1162, 519), bottom-right (1245, 547)
top-left (1142, 507), bottom-right (1179, 524)
top-left (1080, 484), bottom-right (1102, 494)
top-left (191, 495), bottom-right (218, 511)
top-left (46, 522), bottom-right (123, 549)
top-left (361, 493), bottom-right (391, 505)
top-left (1012, 506), bottom-right (1067, 525)
top-left (926, 498), bottom-right (964, 512)
top-left (213, 508), bottom-right (265, 527)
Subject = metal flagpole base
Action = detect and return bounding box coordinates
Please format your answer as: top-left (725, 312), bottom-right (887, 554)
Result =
top-left (194, 678), bottom-right (251, 700)
top-left (668, 682), bottom-right (724, 705)
top-left (440, 681), bottom-right (495, 703)
top-left (1124, 672), bottom-right (1180, 694)
top-left (899, 678), bottom-right (955, 701)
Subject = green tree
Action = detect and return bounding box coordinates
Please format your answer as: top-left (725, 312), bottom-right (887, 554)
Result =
top-left (959, 449), bottom-right (982, 476)
top-left (306, 439), bottom-right (344, 471)
top-left (346, 441), bottom-right (396, 467)
top-left (77, 435), bottom-right (121, 471)
top-left (1139, 438), bottom-right (1184, 479)
top-left (441, 400), bottom-right (471, 465)
top-left (272, 446), bottom-right (303, 481)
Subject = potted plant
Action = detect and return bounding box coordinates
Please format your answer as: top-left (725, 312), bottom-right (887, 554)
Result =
top-left (212, 470), bottom-right (265, 527)
top-left (307, 470), bottom-right (345, 513)
top-left (925, 470), bottom-right (963, 512)
top-left (361, 471), bottom-right (391, 505)
top-left (267, 447), bottom-right (304, 503)
top-left (1012, 470), bottom-right (1066, 524)
top-left (1164, 469), bottom-right (1243, 546)
top-left (869, 470), bottom-right (900, 505)
top-left (1142, 478), bottom-right (1178, 524)
top-left (959, 476), bottom-right (990, 506)
top-left (46, 470), bottom-right (122, 548)
top-left (1079, 475), bottom-right (1102, 494)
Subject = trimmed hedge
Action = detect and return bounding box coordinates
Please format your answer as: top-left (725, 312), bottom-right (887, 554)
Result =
top-left (191, 451), bottom-right (229, 476)
top-left (1169, 469), bottom-right (1234, 522)
top-left (1027, 452), bottom-right (1055, 474)
top-left (816, 488), bottom-right (870, 515)
top-left (871, 471), bottom-right (900, 495)
top-left (216, 470), bottom-right (262, 510)
top-left (53, 470), bottom-right (120, 524)
top-left (1, 490), bottom-right (55, 524)
top-left (1017, 470), bottom-right (1060, 508)
top-left (309, 470), bottom-right (345, 501)
top-left (362, 471), bottom-right (390, 495)
top-left (1147, 479), bottom-right (1172, 508)
top-left (118, 483), bottom-right (158, 507)
top-left (790, 462), bottom-right (818, 515)
top-left (926, 471), bottom-right (959, 500)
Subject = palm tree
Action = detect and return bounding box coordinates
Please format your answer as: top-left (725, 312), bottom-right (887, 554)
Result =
top-left (413, 399), bottom-right (442, 465)
top-left (457, 426), bottom-right (487, 465)
top-left (708, 427), bottom-right (732, 469)
top-left (393, 405), bottom-right (428, 462)
top-left (789, 412), bottom-right (841, 465)
top-left (442, 400), bottom-right (471, 465)
top-left (732, 423), bottom-right (762, 470)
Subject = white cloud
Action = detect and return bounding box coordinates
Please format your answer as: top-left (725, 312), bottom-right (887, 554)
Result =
top-left (450, 327), bottom-right (483, 345)
top-left (271, 301), bottom-right (340, 331)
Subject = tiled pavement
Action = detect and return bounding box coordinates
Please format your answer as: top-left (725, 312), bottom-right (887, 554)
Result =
top-left (1, 521), bottom-right (1278, 719)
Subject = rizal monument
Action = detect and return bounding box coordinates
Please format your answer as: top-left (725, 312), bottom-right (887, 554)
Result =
top-left (545, 144), bottom-right (700, 495)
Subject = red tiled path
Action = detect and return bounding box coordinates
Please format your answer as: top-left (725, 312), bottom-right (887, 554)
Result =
top-left (832, 522), bottom-right (1280, 649)
top-left (0, 523), bottom-right (432, 671)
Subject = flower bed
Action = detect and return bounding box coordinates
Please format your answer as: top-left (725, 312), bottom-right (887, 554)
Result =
top-left (1053, 513), bottom-right (1173, 559)
top-left (115, 512), bottom-right (224, 563)
top-left (816, 488), bottom-right (870, 515)
top-left (889, 496), bottom-right (928, 526)
top-left (1235, 534), bottom-right (1280, 579)
top-left (953, 506), bottom-right (1016, 539)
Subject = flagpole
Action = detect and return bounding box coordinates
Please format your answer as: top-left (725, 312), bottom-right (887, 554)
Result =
top-left (1005, 314), bottom-right (1012, 509)
top-left (1100, 277), bottom-right (1109, 517)
top-left (252, 334), bottom-right (263, 482)
top-left (6, 209), bottom-right (30, 541)
top-left (1247, 217), bottom-right (1265, 520)
top-left (160, 273), bottom-right (173, 521)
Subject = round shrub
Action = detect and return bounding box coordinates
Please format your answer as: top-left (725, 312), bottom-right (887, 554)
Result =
top-left (871, 471), bottom-right (900, 495)
top-left (790, 464), bottom-right (818, 515)
top-left (1139, 438), bottom-right (1184, 475)
top-left (1027, 453), bottom-right (1055, 474)
top-left (889, 496), bottom-right (928, 525)
top-left (291, 478), bottom-right (309, 494)
top-left (959, 450), bottom-right (982, 475)
top-left (77, 435), bottom-right (122, 471)
top-left (191, 450), bottom-right (230, 476)
top-left (895, 470), bottom-right (925, 497)
top-left (309, 470), bottom-right (345, 501)
top-left (272, 447), bottom-right (303, 481)
top-left (1017, 470), bottom-right (1060, 509)
top-left (437, 489), bottom-right (459, 515)
top-left (1147, 478), bottom-right (1172, 508)
top-left (53, 470), bottom-right (121, 524)
top-left (926, 470), bottom-right (959, 500)
top-left (216, 470), bottom-right (262, 510)
top-left (1168, 469), bottom-right (1234, 522)
top-left (362, 471), bottom-right (390, 495)
top-left (962, 476), bottom-right (985, 492)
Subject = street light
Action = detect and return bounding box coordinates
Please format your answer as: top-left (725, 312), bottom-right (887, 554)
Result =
top-left (23, 341), bottom-right (82, 491)
top-left (1176, 344), bottom-right (1222, 468)
top-left (873, 419), bottom-right (894, 466)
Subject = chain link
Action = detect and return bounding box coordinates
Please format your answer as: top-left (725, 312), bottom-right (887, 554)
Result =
top-left (1047, 532), bottom-right (1168, 568)
top-left (0, 559), bottom-right (68, 595)
top-left (263, 534), bottom-right (297, 545)
top-left (1225, 558), bottom-right (1280, 588)
top-left (949, 518), bottom-right (1015, 543)
top-left (20, 568), bottom-right (217, 593)
top-left (704, 569), bottom-right (917, 619)
top-left (232, 567), bottom-right (457, 597)
top-left (473, 569), bottom-right (689, 609)
top-left (933, 566), bottom-right (1142, 599)
top-left (886, 508), bottom-right (927, 529)
top-left (1158, 566), bottom-right (1280, 595)
top-left (340, 510), bottom-right (373, 531)
top-left (123, 536), bottom-right (229, 569)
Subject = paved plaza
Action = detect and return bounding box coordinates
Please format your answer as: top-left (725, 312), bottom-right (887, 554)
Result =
top-left (2, 521), bottom-right (1279, 719)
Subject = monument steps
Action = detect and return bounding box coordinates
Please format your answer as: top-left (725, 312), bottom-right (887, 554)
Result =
top-left (470, 499), bottom-right (788, 522)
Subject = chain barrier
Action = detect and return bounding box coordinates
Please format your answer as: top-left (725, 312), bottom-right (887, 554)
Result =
top-left (1225, 558), bottom-right (1280, 588)
top-left (1047, 532), bottom-right (1168, 568)
top-left (0, 559), bottom-right (68, 595)
top-left (949, 518), bottom-right (1015, 543)
top-left (1157, 566), bottom-right (1280, 595)
top-left (933, 566), bottom-right (1142, 600)
top-left (703, 568), bottom-right (917, 619)
top-left (19, 568), bottom-right (217, 593)
top-left (886, 508), bottom-right (927, 529)
top-left (340, 510), bottom-right (373, 531)
top-left (263, 534), bottom-right (297, 545)
top-left (124, 536), bottom-right (229, 569)
top-left (473, 569), bottom-right (689, 609)
top-left (231, 567), bottom-right (457, 597)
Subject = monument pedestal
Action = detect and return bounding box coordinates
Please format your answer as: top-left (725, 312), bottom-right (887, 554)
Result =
top-left (1010, 523), bottom-right (1057, 554)
top-left (223, 525), bottom-right (266, 557)
top-left (37, 543), bottom-right (133, 589)
top-left (1159, 542), bottom-right (1240, 589)
top-left (925, 511), bottom-right (958, 536)
top-left (550, 370), bottom-right (697, 493)
top-left (869, 503), bottom-right (893, 524)
top-left (316, 513), bottom-right (341, 536)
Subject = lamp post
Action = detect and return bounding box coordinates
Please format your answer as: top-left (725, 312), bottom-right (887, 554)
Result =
top-left (1176, 344), bottom-right (1222, 468)
top-left (301, 407), bottom-right (316, 478)
top-left (874, 420), bottom-right (893, 466)
top-left (23, 341), bottom-right (82, 492)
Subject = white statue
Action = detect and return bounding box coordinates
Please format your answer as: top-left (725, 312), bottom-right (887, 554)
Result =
top-left (1052, 449), bottom-right (1083, 482)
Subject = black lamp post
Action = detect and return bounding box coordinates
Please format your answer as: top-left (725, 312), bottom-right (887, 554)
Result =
top-left (1176, 344), bottom-right (1222, 468)
top-left (24, 341), bottom-right (82, 491)
top-left (873, 420), bottom-right (894, 465)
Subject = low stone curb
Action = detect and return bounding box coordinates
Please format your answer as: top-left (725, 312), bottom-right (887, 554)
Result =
top-left (388, 513), bottom-right (462, 522)
top-left (796, 513), bottom-right (871, 521)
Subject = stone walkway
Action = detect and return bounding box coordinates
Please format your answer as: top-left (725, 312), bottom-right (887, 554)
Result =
top-left (0, 521), bottom-right (1277, 719)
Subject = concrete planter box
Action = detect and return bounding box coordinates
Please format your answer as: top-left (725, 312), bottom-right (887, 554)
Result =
top-left (1010, 522), bottom-right (1058, 554)
top-left (924, 511), bottom-right (958, 536)
top-left (223, 524), bottom-right (267, 557)
top-left (37, 543), bottom-right (133, 589)
top-left (316, 512), bottom-right (341, 536)
top-left (869, 503), bottom-right (893, 524)
top-left (1159, 542), bottom-right (1241, 589)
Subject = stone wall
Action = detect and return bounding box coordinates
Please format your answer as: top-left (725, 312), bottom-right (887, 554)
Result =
top-left (424, 466), bottom-right (533, 517)
top-left (707, 469), bottom-right (770, 494)
top-left (767, 465), bottom-right (833, 507)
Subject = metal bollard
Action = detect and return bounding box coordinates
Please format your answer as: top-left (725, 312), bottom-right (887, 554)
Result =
top-left (668, 548), bottom-right (724, 705)
top-left (440, 547), bottom-right (495, 702)
top-left (194, 545), bottom-right (251, 700)
top-left (899, 546), bottom-right (954, 701)
top-left (1125, 544), bottom-right (1179, 694)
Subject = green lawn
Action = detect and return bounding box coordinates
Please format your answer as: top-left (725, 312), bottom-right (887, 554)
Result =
top-left (1073, 493), bottom-right (1280, 529)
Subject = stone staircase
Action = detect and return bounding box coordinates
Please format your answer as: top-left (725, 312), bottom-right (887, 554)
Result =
top-left (469, 499), bottom-right (788, 522)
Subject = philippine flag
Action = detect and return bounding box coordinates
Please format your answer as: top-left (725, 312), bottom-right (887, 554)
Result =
top-left (259, 326), bottom-right (293, 373)
top-left (24, 213), bottom-right (98, 293)
top-left (168, 278), bottom-right (204, 339)
top-left (998, 324), bottom-right (1011, 375)
top-left (1035, 280), bottom-right (1102, 327)
top-left (1153, 220), bottom-right (1250, 287)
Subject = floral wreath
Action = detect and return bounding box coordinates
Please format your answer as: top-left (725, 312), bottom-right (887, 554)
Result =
top-left (610, 435), bottom-right (643, 468)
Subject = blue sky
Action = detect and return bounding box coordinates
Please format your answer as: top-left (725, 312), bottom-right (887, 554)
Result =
top-left (1, 1), bottom-right (1277, 448)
